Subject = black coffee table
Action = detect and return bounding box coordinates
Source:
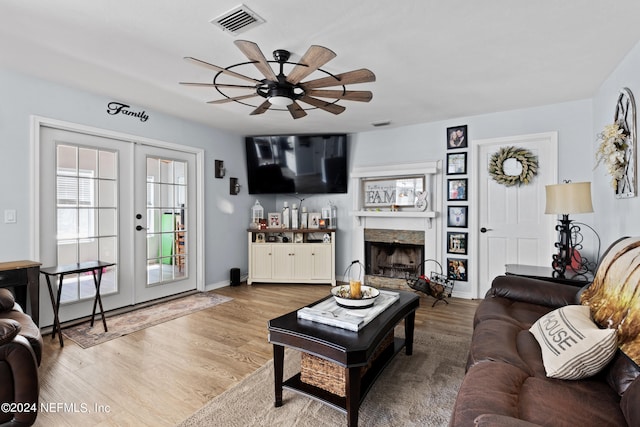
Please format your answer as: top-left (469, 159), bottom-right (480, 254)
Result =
top-left (268, 290), bottom-right (419, 427)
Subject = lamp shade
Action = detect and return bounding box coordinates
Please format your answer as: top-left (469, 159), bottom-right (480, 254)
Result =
top-left (544, 182), bottom-right (594, 215)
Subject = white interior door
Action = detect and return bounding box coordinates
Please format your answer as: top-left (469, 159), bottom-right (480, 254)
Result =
top-left (38, 124), bottom-right (198, 326)
top-left (475, 132), bottom-right (558, 298)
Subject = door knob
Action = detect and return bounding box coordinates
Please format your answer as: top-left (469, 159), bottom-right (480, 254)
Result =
top-left (136, 225), bottom-right (145, 231)
top-left (480, 227), bottom-right (492, 233)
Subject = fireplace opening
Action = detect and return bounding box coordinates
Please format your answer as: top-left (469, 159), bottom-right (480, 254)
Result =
top-left (365, 241), bottom-right (424, 280)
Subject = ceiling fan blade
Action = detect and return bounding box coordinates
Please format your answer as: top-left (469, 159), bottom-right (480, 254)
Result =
top-left (300, 68), bottom-right (376, 89)
top-left (305, 89), bottom-right (373, 102)
top-left (234, 40), bottom-right (278, 81)
top-left (179, 82), bottom-right (257, 89)
top-left (287, 102), bottom-right (308, 119)
top-left (207, 94), bottom-right (260, 104)
top-left (286, 45), bottom-right (336, 85)
top-left (184, 57), bottom-right (260, 84)
top-left (298, 95), bottom-right (346, 115)
top-left (250, 99), bottom-right (272, 115)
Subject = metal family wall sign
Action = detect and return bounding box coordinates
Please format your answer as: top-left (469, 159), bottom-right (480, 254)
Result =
top-left (107, 102), bottom-right (149, 122)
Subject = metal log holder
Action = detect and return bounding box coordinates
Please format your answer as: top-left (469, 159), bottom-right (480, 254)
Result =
top-left (405, 259), bottom-right (454, 307)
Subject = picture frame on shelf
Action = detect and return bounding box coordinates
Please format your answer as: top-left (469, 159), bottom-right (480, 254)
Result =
top-left (447, 232), bottom-right (468, 255)
top-left (447, 206), bottom-right (468, 228)
top-left (447, 257), bottom-right (468, 281)
top-left (255, 232), bottom-right (265, 243)
top-left (268, 212), bottom-right (281, 228)
top-left (447, 125), bottom-right (468, 149)
top-left (362, 176), bottom-right (425, 207)
top-left (308, 212), bottom-right (321, 229)
top-left (446, 152), bottom-right (467, 175)
top-left (447, 178), bottom-right (468, 201)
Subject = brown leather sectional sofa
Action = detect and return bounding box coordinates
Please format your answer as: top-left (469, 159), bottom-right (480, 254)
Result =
top-left (0, 288), bottom-right (42, 427)
top-left (450, 235), bottom-right (640, 427)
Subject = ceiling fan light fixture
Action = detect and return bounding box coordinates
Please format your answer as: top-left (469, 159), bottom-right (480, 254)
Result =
top-left (268, 96), bottom-right (294, 106)
top-left (182, 40), bottom-right (376, 119)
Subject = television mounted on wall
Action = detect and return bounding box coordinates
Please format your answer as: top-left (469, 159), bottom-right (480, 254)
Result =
top-left (245, 134), bottom-right (348, 194)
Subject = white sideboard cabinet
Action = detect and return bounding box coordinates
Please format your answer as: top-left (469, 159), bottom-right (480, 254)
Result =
top-left (247, 229), bottom-right (336, 285)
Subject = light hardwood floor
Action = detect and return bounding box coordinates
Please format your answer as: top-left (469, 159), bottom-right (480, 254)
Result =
top-left (35, 284), bottom-right (479, 426)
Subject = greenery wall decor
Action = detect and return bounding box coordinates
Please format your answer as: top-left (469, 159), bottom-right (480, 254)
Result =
top-left (488, 146), bottom-right (538, 186)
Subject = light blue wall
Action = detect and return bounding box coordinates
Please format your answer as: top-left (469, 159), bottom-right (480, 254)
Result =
top-left (592, 39), bottom-right (640, 247)
top-left (0, 68), bottom-right (255, 287)
top-left (350, 99), bottom-right (593, 295)
top-left (4, 46), bottom-right (636, 295)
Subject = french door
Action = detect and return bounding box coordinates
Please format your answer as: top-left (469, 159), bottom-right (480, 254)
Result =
top-left (38, 124), bottom-right (198, 326)
top-left (133, 144), bottom-right (196, 302)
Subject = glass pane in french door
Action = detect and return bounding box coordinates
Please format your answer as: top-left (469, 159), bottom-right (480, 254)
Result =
top-left (56, 144), bottom-right (118, 304)
top-left (145, 157), bottom-right (188, 286)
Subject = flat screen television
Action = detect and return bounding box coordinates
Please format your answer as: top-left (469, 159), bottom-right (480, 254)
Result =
top-left (245, 134), bottom-right (348, 194)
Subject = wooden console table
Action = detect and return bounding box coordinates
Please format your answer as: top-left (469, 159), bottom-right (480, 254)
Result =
top-left (40, 261), bottom-right (114, 347)
top-left (0, 260), bottom-right (41, 325)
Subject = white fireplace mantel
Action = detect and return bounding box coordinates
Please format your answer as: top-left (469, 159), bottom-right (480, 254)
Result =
top-left (350, 161), bottom-right (441, 228)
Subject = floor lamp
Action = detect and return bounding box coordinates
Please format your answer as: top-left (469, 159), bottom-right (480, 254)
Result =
top-left (544, 181), bottom-right (594, 278)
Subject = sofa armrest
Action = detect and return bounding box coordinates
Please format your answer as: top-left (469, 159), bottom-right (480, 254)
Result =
top-left (0, 319), bottom-right (21, 345)
top-left (474, 414), bottom-right (543, 427)
top-left (0, 288), bottom-right (16, 311)
top-left (0, 335), bottom-right (39, 427)
top-left (487, 275), bottom-right (581, 308)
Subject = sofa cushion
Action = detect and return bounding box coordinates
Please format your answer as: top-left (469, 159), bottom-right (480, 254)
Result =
top-left (530, 305), bottom-right (617, 379)
top-left (474, 275), bottom-right (580, 329)
top-left (474, 297), bottom-right (554, 329)
top-left (467, 318), bottom-right (546, 377)
top-left (0, 288), bottom-right (15, 311)
top-left (451, 361), bottom-right (627, 427)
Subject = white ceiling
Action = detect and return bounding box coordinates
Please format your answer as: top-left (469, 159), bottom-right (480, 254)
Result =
top-left (2, 0), bottom-right (640, 136)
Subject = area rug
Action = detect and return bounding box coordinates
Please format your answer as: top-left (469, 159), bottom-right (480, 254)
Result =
top-left (62, 291), bottom-right (232, 349)
top-left (177, 329), bottom-right (470, 427)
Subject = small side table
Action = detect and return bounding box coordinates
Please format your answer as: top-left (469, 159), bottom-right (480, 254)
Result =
top-left (505, 264), bottom-right (593, 287)
top-left (0, 260), bottom-right (41, 325)
top-left (40, 261), bottom-right (115, 347)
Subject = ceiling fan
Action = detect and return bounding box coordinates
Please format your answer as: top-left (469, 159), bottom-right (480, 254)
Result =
top-left (180, 40), bottom-right (376, 119)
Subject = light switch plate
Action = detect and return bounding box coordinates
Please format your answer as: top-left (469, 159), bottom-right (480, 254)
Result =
top-left (4, 209), bottom-right (16, 224)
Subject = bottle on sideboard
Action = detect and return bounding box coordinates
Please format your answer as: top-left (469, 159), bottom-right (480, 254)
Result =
top-left (300, 206), bottom-right (308, 229)
top-left (282, 201), bottom-right (290, 229)
top-left (291, 203), bottom-right (299, 229)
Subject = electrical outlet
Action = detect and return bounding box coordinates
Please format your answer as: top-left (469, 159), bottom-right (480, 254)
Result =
top-left (4, 209), bottom-right (16, 224)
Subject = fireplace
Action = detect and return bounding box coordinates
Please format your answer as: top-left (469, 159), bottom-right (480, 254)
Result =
top-left (350, 161), bottom-right (442, 293)
top-left (364, 229), bottom-right (425, 290)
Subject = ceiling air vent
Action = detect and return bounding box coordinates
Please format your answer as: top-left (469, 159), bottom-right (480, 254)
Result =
top-left (211, 4), bottom-right (265, 35)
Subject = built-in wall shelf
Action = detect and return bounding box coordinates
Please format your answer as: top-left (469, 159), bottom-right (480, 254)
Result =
top-left (352, 210), bottom-right (436, 218)
top-left (352, 210), bottom-right (436, 227)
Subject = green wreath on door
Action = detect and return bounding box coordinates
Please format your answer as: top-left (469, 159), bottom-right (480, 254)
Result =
top-left (488, 146), bottom-right (538, 186)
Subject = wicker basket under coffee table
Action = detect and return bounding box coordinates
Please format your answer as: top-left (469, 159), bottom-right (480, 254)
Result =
top-left (268, 291), bottom-right (419, 427)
